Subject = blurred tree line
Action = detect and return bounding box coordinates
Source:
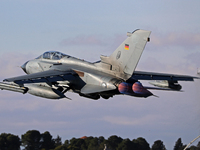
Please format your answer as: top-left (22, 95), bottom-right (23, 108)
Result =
top-left (0, 130), bottom-right (199, 150)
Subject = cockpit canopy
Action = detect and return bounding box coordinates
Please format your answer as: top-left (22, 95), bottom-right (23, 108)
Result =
top-left (36, 51), bottom-right (68, 60)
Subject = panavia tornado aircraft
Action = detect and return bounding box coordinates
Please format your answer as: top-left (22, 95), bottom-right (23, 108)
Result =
top-left (0, 29), bottom-right (198, 100)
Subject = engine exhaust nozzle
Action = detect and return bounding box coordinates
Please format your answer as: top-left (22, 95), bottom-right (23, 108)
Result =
top-left (118, 82), bottom-right (153, 98)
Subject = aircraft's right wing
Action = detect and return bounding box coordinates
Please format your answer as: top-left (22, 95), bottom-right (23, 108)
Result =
top-left (3, 69), bottom-right (77, 84)
top-left (0, 69), bottom-right (79, 99)
top-left (1, 69), bottom-right (78, 98)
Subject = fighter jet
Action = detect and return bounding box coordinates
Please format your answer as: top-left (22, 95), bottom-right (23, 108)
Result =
top-left (0, 29), bottom-right (197, 100)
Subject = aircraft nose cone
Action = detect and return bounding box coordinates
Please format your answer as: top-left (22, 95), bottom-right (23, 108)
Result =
top-left (21, 61), bottom-right (29, 74)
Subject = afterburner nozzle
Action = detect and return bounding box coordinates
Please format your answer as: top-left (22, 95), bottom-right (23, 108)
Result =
top-left (118, 82), bottom-right (153, 98)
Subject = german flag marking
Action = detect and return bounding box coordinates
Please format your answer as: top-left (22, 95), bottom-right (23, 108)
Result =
top-left (125, 44), bottom-right (129, 50)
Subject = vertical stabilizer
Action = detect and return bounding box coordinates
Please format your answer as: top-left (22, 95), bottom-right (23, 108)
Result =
top-left (101, 29), bottom-right (151, 79)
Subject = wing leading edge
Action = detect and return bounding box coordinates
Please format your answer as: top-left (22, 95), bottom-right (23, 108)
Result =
top-left (4, 69), bottom-right (76, 84)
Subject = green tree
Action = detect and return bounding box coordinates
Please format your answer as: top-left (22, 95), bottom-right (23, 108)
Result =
top-left (133, 137), bottom-right (150, 150)
top-left (196, 141), bottom-right (200, 150)
top-left (63, 140), bottom-right (69, 147)
top-left (84, 136), bottom-right (94, 148)
top-left (0, 133), bottom-right (21, 150)
top-left (40, 131), bottom-right (55, 150)
top-left (174, 138), bottom-right (184, 150)
top-left (98, 136), bottom-right (105, 145)
top-left (68, 138), bottom-right (85, 150)
top-left (107, 135), bottom-right (123, 150)
top-left (151, 140), bottom-right (166, 150)
top-left (54, 145), bottom-right (68, 150)
top-left (21, 130), bottom-right (41, 150)
top-left (54, 135), bottom-right (62, 147)
top-left (197, 141), bottom-right (200, 148)
top-left (97, 136), bottom-right (106, 150)
top-left (190, 145), bottom-right (198, 150)
top-left (87, 137), bottom-right (99, 150)
top-left (117, 138), bottom-right (134, 150)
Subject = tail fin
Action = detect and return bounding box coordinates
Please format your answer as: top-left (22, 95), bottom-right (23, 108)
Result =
top-left (101, 29), bottom-right (151, 79)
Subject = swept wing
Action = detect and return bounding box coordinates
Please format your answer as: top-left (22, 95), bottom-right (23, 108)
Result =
top-left (131, 71), bottom-right (197, 81)
top-left (4, 69), bottom-right (76, 84)
top-left (3, 64), bottom-right (118, 96)
top-left (131, 71), bottom-right (198, 91)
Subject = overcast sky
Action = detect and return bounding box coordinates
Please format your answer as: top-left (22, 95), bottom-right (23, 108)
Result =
top-left (0, 0), bottom-right (200, 149)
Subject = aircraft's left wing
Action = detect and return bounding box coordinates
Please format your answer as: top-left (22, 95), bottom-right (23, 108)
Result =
top-left (131, 71), bottom-right (197, 81)
top-left (130, 71), bottom-right (199, 91)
